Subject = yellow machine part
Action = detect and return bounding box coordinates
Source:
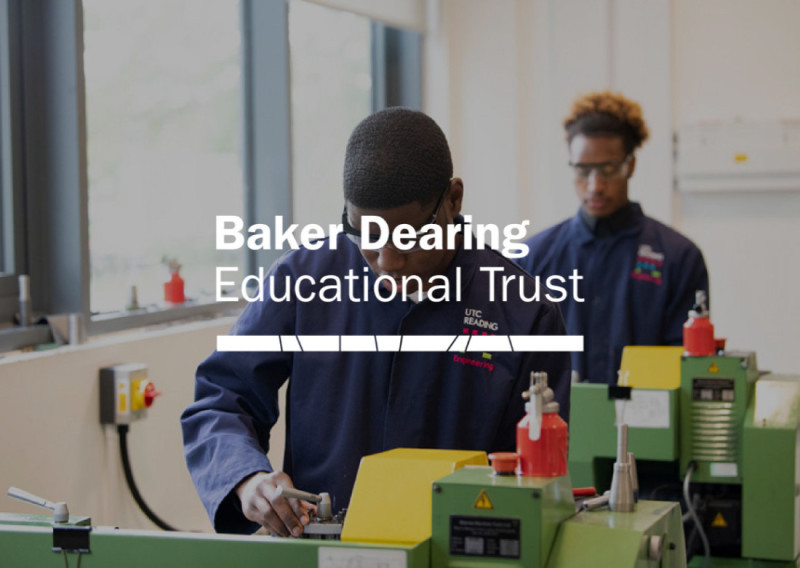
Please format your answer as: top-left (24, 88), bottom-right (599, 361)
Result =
top-left (340, 448), bottom-right (488, 545)
top-left (618, 345), bottom-right (684, 389)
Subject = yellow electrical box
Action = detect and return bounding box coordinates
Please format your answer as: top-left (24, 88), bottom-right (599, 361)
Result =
top-left (619, 346), bottom-right (684, 389)
top-left (340, 448), bottom-right (487, 545)
top-left (99, 363), bottom-right (153, 425)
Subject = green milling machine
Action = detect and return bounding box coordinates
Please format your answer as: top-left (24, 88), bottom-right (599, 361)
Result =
top-left (0, 447), bottom-right (688, 568)
top-left (2, 373), bottom-right (690, 567)
top-left (569, 344), bottom-right (800, 567)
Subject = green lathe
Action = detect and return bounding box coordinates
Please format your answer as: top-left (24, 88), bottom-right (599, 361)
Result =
top-left (1, 445), bottom-right (687, 567)
top-left (570, 346), bottom-right (800, 566)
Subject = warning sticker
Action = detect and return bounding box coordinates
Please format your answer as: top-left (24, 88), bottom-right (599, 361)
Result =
top-left (450, 516), bottom-right (520, 559)
top-left (712, 512), bottom-right (727, 528)
top-left (473, 489), bottom-right (493, 510)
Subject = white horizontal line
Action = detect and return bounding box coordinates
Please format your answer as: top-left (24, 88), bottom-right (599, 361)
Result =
top-left (216, 335), bottom-right (280, 352)
top-left (509, 335), bottom-right (584, 352)
top-left (400, 335), bottom-right (456, 352)
top-left (217, 335), bottom-right (583, 352)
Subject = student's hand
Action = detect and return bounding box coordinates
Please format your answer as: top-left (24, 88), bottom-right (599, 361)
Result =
top-left (235, 471), bottom-right (312, 537)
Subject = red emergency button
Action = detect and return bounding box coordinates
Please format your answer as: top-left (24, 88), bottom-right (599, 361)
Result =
top-left (143, 381), bottom-right (162, 407)
top-left (488, 452), bottom-right (518, 475)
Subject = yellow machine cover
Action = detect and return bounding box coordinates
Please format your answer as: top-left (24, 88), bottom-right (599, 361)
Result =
top-left (618, 345), bottom-right (684, 389)
top-left (340, 448), bottom-right (488, 545)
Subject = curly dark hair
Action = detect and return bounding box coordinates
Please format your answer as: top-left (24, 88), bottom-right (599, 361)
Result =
top-left (563, 91), bottom-right (649, 154)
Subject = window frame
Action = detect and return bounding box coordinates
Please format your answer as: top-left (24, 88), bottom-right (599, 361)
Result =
top-left (0, 0), bottom-right (52, 351)
top-left (0, 0), bottom-right (422, 352)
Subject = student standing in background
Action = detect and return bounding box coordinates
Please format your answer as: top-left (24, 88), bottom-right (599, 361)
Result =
top-left (518, 91), bottom-right (708, 384)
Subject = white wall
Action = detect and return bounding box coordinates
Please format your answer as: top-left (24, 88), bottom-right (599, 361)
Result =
top-left (426, 0), bottom-right (800, 374)
top-left (672, 0), bottom-right (800, 373)
top-left (0, 319), bottom-right (286, 531)
top-left (428, 0), bottom-right (672, 231)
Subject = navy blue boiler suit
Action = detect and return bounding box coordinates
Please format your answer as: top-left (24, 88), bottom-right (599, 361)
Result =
top-left (517, 203), bottom-right (708, 384)
top-left (182, 232), bottom-right (571, 533)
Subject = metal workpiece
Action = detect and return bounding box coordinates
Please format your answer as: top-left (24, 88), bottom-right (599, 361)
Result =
top-left (316, 492), bottom-right (332, 520)
top-left (627, 452), bottom-right (639, 501)
top-left (616, 423), bottom-right (628, 463)
top-left (274, 487), bottom-right (343, 539)
top-left (302, 502), bottom-right (346, 541)
top-left (271, 486), bottom-right (344, 539)
top-left (7, 487), bottom-right (68, 523)
top-left (301, 520), bottom-right (343, 539)
top-left (609, 462), bottom-right (635, 513)
top-left (609, 424), bottom-right (636, 512)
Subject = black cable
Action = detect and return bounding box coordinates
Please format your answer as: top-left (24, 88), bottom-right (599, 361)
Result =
top-left (117, 424), bottom-right (178, 531)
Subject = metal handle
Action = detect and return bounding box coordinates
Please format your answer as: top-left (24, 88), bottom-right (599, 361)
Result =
top-left (8, 487), bottom-right (54, 510)
top-left (275, 486), bottom-right (322, 504)
top-left (580, 494), bottom-right (610, 511)
top-left (8, 486), bottom-right (69, 522)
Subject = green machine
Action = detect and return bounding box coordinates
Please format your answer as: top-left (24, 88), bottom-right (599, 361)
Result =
top-left (1, 447), bottom-right (688, 568)
top-left (430, 466), bottom-right (686, 568)
top-left (0, 512), bottom-right (430, 568)
top-left (569, 346), bottom-right (800, 566)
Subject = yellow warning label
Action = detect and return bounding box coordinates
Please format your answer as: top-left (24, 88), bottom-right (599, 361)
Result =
top-left (712, 512), bottom-right (727, 528)
top-left (473, 489), bottom-right (494, 510)
top-left (734, 154), bottom-right (748, 163)
top-left (708, 362), bottom-right (720, 373)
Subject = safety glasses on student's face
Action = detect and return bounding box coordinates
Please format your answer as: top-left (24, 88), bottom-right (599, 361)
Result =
top-left (569, 154), bottom-right (633, 181)
top-left (341, 181), bottom-right (450, 254)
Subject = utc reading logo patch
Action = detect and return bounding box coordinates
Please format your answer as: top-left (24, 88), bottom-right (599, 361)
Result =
top-left (453, 308), bottom-right (497, 372)
top-left (631, 244), bottom-right (664, 285)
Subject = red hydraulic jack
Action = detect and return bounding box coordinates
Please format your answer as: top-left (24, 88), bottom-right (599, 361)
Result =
top-left (489, 371), bottom-right (568, 478)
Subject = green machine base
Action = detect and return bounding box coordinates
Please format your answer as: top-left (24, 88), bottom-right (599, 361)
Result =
top-left (431, 466), bottom-right (687, 568)
top-left (0, 522), bottom-right (429, 568)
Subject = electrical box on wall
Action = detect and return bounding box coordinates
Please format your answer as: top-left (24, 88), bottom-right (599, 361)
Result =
top-left (99, 363), bottom-right (160, 425)
top-left (676, 120), bottom-right (800, 192)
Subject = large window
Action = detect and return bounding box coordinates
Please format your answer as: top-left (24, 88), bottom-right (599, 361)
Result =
top-left (83, 0), bottom-right (245, 315)
top-left (289, 0), bottom-right (372, 227)
top-left (0, 0), bottom-right (422, 352)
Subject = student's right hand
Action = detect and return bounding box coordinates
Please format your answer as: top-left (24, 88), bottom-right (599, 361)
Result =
top-left (235, 471), bottom-right (312, 537)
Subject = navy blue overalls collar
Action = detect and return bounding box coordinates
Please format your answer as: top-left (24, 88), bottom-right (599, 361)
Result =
top-left (570, 202), bottom-right (645, 245)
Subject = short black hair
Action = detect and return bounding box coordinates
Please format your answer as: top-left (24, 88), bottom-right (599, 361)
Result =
top-left (563, 91), bottom-right (649, 155)
top-left (343, 107), bottom-right (453, 209)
